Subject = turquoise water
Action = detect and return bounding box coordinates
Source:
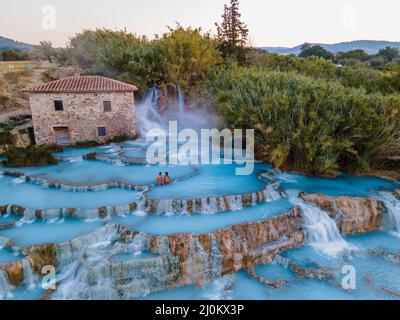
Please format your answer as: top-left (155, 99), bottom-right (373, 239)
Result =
top-left (110, 213), bottom-right (148, 228)
top-left (0, 214), bottom-right (20, 225)
top-left (1, 218), bottom-right (105, 247)
top-left (3, 160), bottom-right (196, 187)
top-left (276, 171), bottom-right (399, 197)
top-left (145, 247), bottom-right (400, 300)
top-left (347, 232), bottom-right (400, 252)
top-left (134, 198), bottom-right (294, 235)
top-left (0, 175), bottom-right (141, 210)
top-left (0, 247), bottom-right (22, 264)
top-left (8, 285), bottom-right (45, 300)
top-left (147, 164), bottom-right (267, 200)
top-left (1, 141), bottom-right (399, 300)
top-left (53, 147), bottom-right (104, 158)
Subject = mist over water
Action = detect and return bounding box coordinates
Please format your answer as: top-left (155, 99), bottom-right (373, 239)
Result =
top-left (135, 87), bottom-right (223, 136)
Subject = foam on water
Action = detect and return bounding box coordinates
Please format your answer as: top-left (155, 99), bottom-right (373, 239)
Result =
top-left (287, 190), bottom-right (354, 256)
top-left (134, 198), bottom-right (294, 235)
top-left (377, 191), bottom-right (400, 236)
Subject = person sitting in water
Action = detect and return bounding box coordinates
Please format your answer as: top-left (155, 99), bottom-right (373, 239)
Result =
top-left (164, 172), bottom-right (171, 185)
top-left (156, 172), bottom-right (164, 185)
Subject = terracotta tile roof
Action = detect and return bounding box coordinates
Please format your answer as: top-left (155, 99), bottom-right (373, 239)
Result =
top-left (25, 75), bottom-right (138, 93)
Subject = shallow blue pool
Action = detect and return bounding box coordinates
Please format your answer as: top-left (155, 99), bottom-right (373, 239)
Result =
top-left (0, 175), bottom-right (141, 210)
top-left (134, 198), bottom-right (294, 235)
top-left (3, 160), bottom-right (197, 187)
top-left (1, 218), bottom-right (105, 247)
top-left (0, 247), bottom-right (23, 264)
top-left (276, 172), bottom-right (399, 197)
top-left (147, 163), bottom-right (267, 200)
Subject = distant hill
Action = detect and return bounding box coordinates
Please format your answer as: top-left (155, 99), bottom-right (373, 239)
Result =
top-left (262, 40), bottom-right (400, 55)
top-left (0, 36), bottom-right (35, 52)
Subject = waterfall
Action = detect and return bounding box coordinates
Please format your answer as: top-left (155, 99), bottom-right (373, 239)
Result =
top-left (136, 87), bottom-right (166, 136)
top-left (0, 235), bottom-right (11, 248)
top-left (22, 259), bottom-right (35, 290)
top-left (146, 184), bottom-right (281, 215)
top-left (54, 249), bottom-right (119, 300)
top-left (0, 270), bottom-right (11, 299)
top-left (378, 191), bottom-right (400, 236)
top-left (287, 190), bottom-right (353, 256)
top-left (177, 85), bottom-right (185, 120)
top-left (209, 235), bottom-right (223, 280)
top-left (263, 183), bottom-right (281, 202)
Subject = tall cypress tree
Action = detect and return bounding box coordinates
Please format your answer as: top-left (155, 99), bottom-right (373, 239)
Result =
top-left (215, 0), bottom-right (249, 63)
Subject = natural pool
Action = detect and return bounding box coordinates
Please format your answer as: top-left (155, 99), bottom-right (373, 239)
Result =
top-left (0, 175), bottom-right (142, 210)
top-left (0, 137), bottom-right (399, 300)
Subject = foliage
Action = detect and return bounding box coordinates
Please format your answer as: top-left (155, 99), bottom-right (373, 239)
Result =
top-left (0, 116), bottom-right (32, 133)
top-left (215, 0), bottom-right (249, 64)
top-left (73, 140), bottom-right (101, 148)
top-left (161, 25), bottom-right (223, 89)
top-left (205, 65), bottom-right (400, 175)
top-left (2, 145), bottom-right (61, 167)
top-left (248, 50), bottom-right (400, 95)
top-left (1, 49), bottom-right (19, 61)
top-left (95, 30), bottom-right (168, 91)
top-left (299, 44), bottom-right (334, 61)
top-left (68, 27), bottom-right (222, 91)
top-left (0, 130), bottom-right (15, 145)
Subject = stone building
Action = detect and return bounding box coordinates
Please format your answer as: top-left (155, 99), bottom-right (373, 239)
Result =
top-left (25, 71), bottom-right (138, 145)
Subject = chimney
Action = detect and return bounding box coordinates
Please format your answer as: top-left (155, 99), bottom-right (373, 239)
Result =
top-left (73, 68), bottom-right (82, 78)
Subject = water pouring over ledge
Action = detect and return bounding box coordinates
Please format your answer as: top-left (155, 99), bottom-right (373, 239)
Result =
top-left (286, 190), bottom-right (355, 256)
top-left (135, 87), bottom-right (222, 137)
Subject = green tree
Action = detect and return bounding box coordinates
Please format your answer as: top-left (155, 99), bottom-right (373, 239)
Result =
top-left (377, 46), bottom-right (399, 62)
top-left (1, 49), bottom-right (19, 61)
top-left (215, 0), bottom-right (249, 64)
top-left (68, 29), bottom-right (113, 70)
top-left (35, 41), bottom-right (56, 63)
top-left (161, 25), bottom-right (222, 88)
top-left (299, 44), bottom-right (334, 61)
top-left (97, 32), bottom-right (168, 91)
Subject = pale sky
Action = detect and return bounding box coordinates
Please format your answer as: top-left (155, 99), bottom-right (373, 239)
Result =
top-left (1, 0), bottom-right (399, 48)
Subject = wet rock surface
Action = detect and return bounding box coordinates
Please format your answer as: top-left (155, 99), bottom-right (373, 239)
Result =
top-left (299, 192), bottom-right (385, 235)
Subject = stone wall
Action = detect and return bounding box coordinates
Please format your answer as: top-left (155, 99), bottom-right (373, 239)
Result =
top-left (29, 92), bottom-right (137, 145)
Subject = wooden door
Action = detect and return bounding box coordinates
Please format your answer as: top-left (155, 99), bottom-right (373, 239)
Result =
top-left (53, 127), bottom-right (71, 145)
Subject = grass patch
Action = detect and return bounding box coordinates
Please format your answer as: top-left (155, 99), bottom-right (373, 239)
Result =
top-left (73, 140), bottom-right (101, 148)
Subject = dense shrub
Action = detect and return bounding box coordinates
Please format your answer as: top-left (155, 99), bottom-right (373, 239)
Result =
top-left (248, 51), bottom-right (400, 95)
top-left (2, 145), bottom-right (62, 167)
top-left (0, 130), bottom-right (15, 145)
top-left (205, 65), bottom-right (400, 176)
top-left (68, 26), bottom-right (222, 91)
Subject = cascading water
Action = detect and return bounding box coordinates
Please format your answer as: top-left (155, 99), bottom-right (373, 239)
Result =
top-left (136, 87), bottom-right (166, 136)
top-left (378, 191), bottom-right (400, 236)
top-left (0, 270), bottom-right (11, 299)
top-left (287, 190), bottom-right (353, 256)
top-left (22, 259), bottom-right (35, 290)
top-left (177, 85), bottom-right (185, 121)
